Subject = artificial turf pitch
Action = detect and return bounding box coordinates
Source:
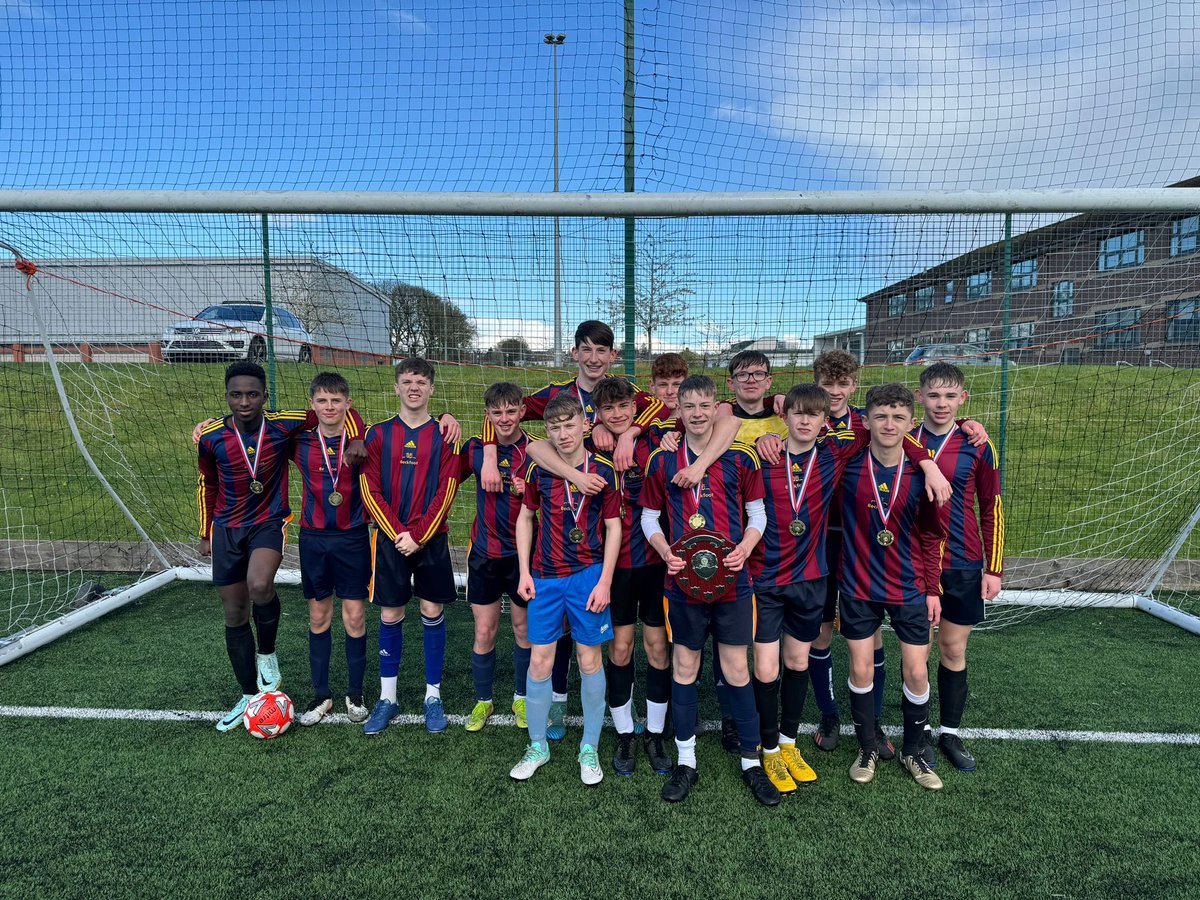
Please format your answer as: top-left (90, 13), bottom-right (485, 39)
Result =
top-left (1, 582), bottom-right (1198, 899)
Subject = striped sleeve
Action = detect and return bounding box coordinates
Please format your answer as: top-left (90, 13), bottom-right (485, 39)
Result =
top-left (633, 388), bottom-right (664, 428)
top-left (978, 440), bottom-right (1004, 576)
top-left (197, 441), bottom-right (218, 539)
top-left (359, 429), bottom-right (403, 542)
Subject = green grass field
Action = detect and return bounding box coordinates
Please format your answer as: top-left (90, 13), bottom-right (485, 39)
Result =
top-left (1, 581), bottom-right (1198, 899)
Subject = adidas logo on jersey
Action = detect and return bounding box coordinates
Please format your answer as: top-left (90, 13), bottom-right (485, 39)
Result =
top-left (878, 483), bottom-right (890, 492)
top-left (792, 463), bottom-right (801, 471)
top-left (404, 440), bottom-right (417, 449)
top-left (500, 459), bottom-right (510, 467)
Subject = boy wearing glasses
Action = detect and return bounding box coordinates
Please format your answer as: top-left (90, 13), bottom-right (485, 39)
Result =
top-left (725, 350), bottom-right (788, 445)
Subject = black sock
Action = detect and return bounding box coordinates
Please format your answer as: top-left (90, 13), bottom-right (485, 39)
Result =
top-left (752, 676), bottom-right (781, 750)
top-left (646, 664), bottom-right (672, 704)
top-left (779, 667), bottom-right (809, 738)
top-left (938, 662), bottom-right (968, 730)
top-left (251, 593), bottom-right (281, 655)
top-left (225, 623), bottom-right (257, 694)
top-left (901, 694), bottom-right (930, 757)
top-left (606, 659), bottom-right (635, 708)
top-left (849, 687), bottom-right (876, 752)
top-left (551, 632), bottom-right (572, 695)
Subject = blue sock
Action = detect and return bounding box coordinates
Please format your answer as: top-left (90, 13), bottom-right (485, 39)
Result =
top-left (526, 672), bottom-right (552, 745)
top-left (809, 647), bottom-right (840, 717)
top-left (712, 649), bottom-right (734, 718)
top-left (379, 619), bottom-right (403, 679)
top-left (580, 666), bottom-right (607, 749)
top-left (513, 645), bottom-right (532, 698)
top-left (309, 629), bottom-right (332, 698)
top-left (471, 649), bottom-right (496, 702)
top-left (345, 633), bottom-right (367, 696)
top-left (671, 679), bottom-right (699, 742)
top-left (727, 681), bottom-right (761, 755)
top-left (873, 646), bottom-right (887, 719)
top-left (421, 613), bottom-right (446, 687)
top-left (552, 632), bottom-right (572, 695)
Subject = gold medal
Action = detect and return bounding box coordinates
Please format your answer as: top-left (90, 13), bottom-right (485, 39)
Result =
top-left (876, 529), bottom-right (895, 547)
top-left (509, 480), bottom-right (520, 496)
top-left (329, 491), bottom-right (343, 507)
top-left (569, 527), bottom-right (585, 543)
top-left (688, 513), bottom-right (706, 530)
top-left (250, 480), bottom-right (264, 494)
top-left (789, 519), bottom-right (806, 537)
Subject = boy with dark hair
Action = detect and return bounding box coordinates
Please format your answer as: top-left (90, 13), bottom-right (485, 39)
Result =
top-left (359, 357), bottom-right (462, 736)
top-left (509, 392), bottom-right (622, 785)
top-left (915, 362), bottom-right (1004, 771)
top-left (640, 375), bottom-right (780, 807)
top-left (457, 381), bottom-right (535, 732)
top-left (197, 361), bottom-right (364, 731)
top-left (839, 383), bottom-right (947, 790)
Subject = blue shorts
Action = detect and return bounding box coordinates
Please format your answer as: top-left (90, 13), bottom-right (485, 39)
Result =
top-left (527, 564), bottom-right (613, 647)
top-left (211, 519), bottom-right (287, 587)
top-left (370, 532), bottom-right (457, 608)
top-left (299, 526), bottom-right (371, 601)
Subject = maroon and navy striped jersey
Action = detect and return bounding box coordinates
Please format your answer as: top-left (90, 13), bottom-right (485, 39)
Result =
top-left (460, 433), bottom-right (530, 561)
top-left (481, 374), bottom-right (662, 443)
top-left (824, 404), bottom-right (865, 531)
top-left (197, 410), bottom-right (316, 537)
top-left (586, 433), bottom-right (656, 569)
top-left (838, 450), bottom-right (946, 606)
top-left (913, 424), bottom-right (1004, 575)
top-left (641, 441), bottom-right (765, 547)
top-left (523, 451), bottom-right (621, 578)
top-left (290, 409), bottom-right (367, 531)
top-left (359, 416), bottom-right (460, 545)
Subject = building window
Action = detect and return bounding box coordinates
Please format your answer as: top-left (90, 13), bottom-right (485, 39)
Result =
top-left (887, 294), bottom-right (906, 316)
top-left (1011, 258), bottom-right (1038, 290)
top-left (1098, 230), bottom-right (1145, 271)
top-left (1171, 216), bottom-right (1200, 257)
top-left (965, 327), bottom-right (992, 347)
top-left (966, 271), bottom-right (992, 300)
top-left (914, 286), bottom-right (934, 312)
top-left (1167, 298), bottom-right (1200, 343)
top-left (1095, 306), bottom-right (1143, 348)
top-left (944, 280), bottom-right (954, 304)
top-left (886, 339), bottom-right (906, 361)
top-left (1052, 281), bottom-right (1075, 318)
top-left (1010, 322), bottom-right (1036, 350)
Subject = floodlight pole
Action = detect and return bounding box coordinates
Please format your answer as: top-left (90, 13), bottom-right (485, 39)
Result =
top-left (545, 32), bottom-right (566, 367)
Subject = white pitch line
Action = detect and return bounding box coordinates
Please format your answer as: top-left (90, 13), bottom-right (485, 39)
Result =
top-left (1, 705), bottom-right (1198, 745)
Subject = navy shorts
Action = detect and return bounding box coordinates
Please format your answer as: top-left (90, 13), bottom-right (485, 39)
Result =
top-left (211, 519), bottom-right (287, 587)
top-left (610, 563), bottom-right (668, 628)
top-left (940, 569), bottom-right (986, 627)
top-left (664, 579), bottom-right (754, 651)
top-left (527, 564), bottom-right (613, 647)
top-left (754, 579), bottom-right (825, 644)
top-left (823, 528), bottom-right (843, 623)
top-left (839, 595), bottom-right (931, 646)
top-left (466, 553), bottom-right (525, 608)
top-left (370, 532), bottom-right (457, 608)
top-left (299, 526), bottom-right (371, 601)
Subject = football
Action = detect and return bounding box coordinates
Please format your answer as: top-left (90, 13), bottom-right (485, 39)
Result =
top-left (243, 690), bottom-right (293, 739)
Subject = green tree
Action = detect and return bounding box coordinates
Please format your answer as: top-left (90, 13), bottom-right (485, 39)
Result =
top-left (384, 282), bottom-right (476, 362)
top-left (605, 228), bottom-right (695, 358)
top-left (494, 336), bottom-right (532, 366)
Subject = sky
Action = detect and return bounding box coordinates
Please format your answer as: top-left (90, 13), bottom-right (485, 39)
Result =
top-left (3, 0), bottom-right (1199, 351)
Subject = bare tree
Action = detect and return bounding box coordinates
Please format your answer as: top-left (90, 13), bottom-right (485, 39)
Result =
top-left (605, 228), bottom-right (695, 358)
top-left (380, 282), bottom-right (476, 362)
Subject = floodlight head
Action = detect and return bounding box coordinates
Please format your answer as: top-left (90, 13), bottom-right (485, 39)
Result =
top-left (556, 33), bottom-right (566, 43)
top-left (544, 33), bottom-right (554, 43)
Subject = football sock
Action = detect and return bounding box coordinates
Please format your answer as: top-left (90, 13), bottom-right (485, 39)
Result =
top-left (525, 672), bottom-right (553, 745)
top-left (421, 613), bottom-right (446, 688)
top-left (848, 679), bottom-right (877, 752)
top-left (740, 755), bottom-right (759, 771)
top-left (380, 676), bottom-right (398, 704)
top-left (676, 735), bottom-right (697, 769)
top-left (471, 649), bottom-right (496, 703)
top-left (580, 666), bottom-right (607, 748)
top-left (646, 664), bottom-right (671, 734)
top-left (779, 666), bottom-right (809, 740)
top-left (425, 683), bottom-right (441, 701)
top-left (309, 628), bottom-right (332, 697)
top-left (225, 623), bottom-right (258, 695)
top-left (711, 651), bottom-right (734, 718)
top-left (607, 660), bottom-right (636, 734)
top-left (512, 644), bottom-right (531, 699)
top-left (345, 633), bottom-right (367, 696)
top-left (753, 676), bottom-right (781, 751)
top-left (251, 593), bottom-right (281, 655)
top-left (671, 679), bottom-right (699, 743)
top-left (378, 619), bottom-right (403, 680)
top-left (873, 646), bottom-right (887, 719)
top-left (938, 662), bottom-right (968, 730)
top-left (552, 632), bottom-right (573, 695)
top-left (728, 681), bottom-right (762, 755)
top-left (901, 684), bottom-right (931, 757)
top-left (809, 647), bottom-right (839, 716)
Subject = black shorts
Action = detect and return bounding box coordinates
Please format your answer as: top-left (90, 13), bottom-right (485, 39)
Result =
top-left (370, 531), bottom-right (457, 608)
top-left (940, 569), bottom-right (986, 627)
top-left (211, 519), bottom-right (287, 587)
top-left (838, 595), bottom-right (931, 646)
top-left (299, 526), bottom-right (371, 601)
top-left (610, 563), bottom-right (668, 628)
top-left (466, 553), bottom-right (525, 608)
top-left (822, 528), bottom-right (843, 623)
top-left (754, 579), bottom-right (825, 644)
top-left (664, 582), bottom-right (754, 651)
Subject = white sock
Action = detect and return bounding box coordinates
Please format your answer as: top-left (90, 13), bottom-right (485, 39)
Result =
top-left (513, 693), bottom-right (525, 702)
top-left (611, 699), bottom-right (635, 735)
top-left (779, 734), bottom-right (796, 746)
top-left (740, 756), bottom-right (759, 771)
top-left (941, 725), bottom-right (959, 737)
top-left (675, 736), bottom-right (697, 768)
top-left (552, 691), bottom-right (568, 703)
top-left (425, 683), bottom-right (441, 701)
top-left (380, 676), bottom-right (398, 704)
top-left (647, 700), bottom-right (669, 734)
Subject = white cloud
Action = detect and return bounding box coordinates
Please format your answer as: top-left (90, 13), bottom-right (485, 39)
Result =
top-left (388, 9), bottom-right (430, 35)
top-left (473, 316), bottom-right (556, 351)
top-left (1, 0), bottom-right (43, 19)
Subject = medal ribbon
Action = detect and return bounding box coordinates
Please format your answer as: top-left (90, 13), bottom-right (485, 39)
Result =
top-left (317, 428), bottom-right (347, 490)
top-left (504, 434), bottom-right (527, 482)
top-left (786, 447), bottom-right (818, 521)
top-left (867, 453), bottom-right (904, 528)
top-left (564, 453), bottom-right (589, 528)
top-left (916, 421), bottom-right (958, 462)
top-left (680, 438), bottom-right (703, 521)
top-left (234, 418), bottom-right (266, 484)
top-left (572, 382), bottom-right (596, 425)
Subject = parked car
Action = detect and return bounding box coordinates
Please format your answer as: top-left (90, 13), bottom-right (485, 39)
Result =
top-left (903, 343), bottom-right (1001, 366)
top-left (162, 303), bottom-right (311, 363)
